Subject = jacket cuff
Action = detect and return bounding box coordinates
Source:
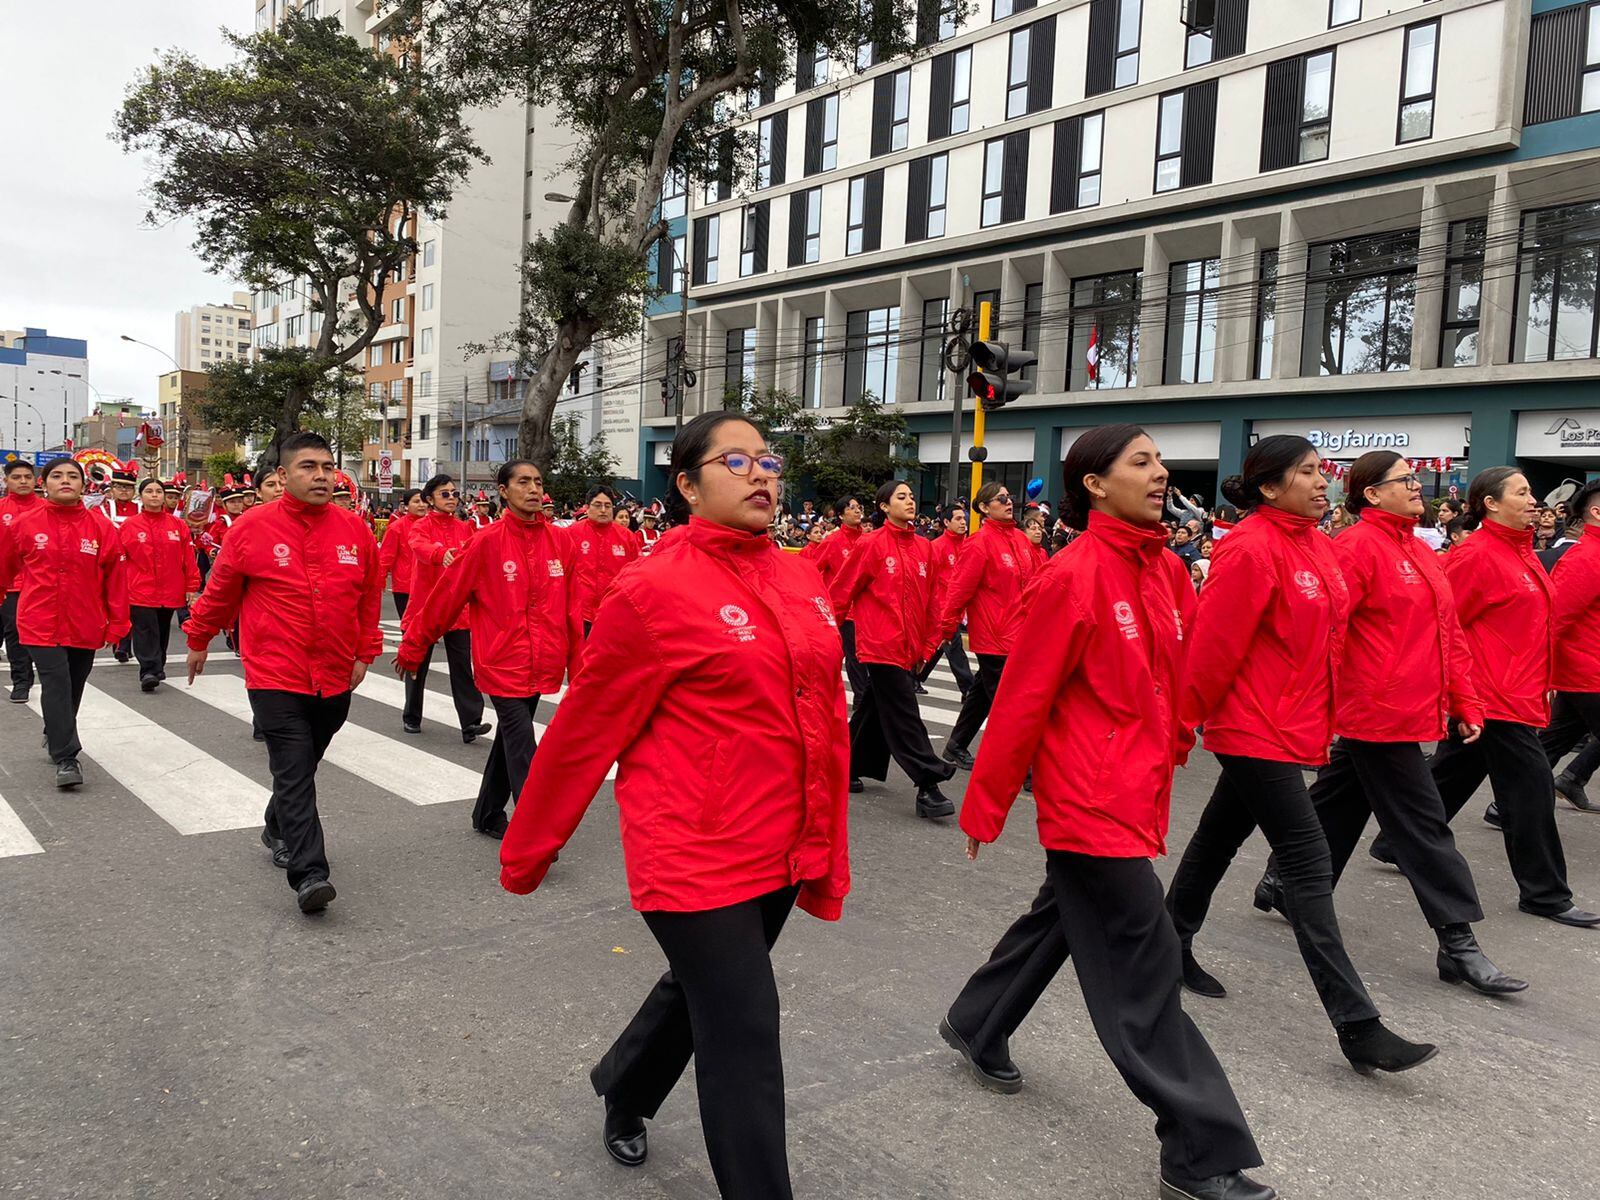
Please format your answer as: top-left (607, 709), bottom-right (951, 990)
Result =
top-left (499, 859), bottom-right (551, 896)
top-left (958, 800), bottom-right (1003, 845)
top-left (1456, 703), bottom-right (1487, 728)
top-left (797, 884), bottom-right (843, 922)
top-left (184, 627), bottom-right (213, 652)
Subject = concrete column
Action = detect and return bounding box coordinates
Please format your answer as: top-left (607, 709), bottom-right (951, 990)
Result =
top-left (1411, 184), bottom-right (1448, 373)
top-left (822, 289), bottom-right (847, 407)
top-left (1216, 220), bottom-right (1258, 384)
top-left (1040, 250), bottom-right (1070, 393)
top-left (1032, 424), bottom-right (1062, 504)
top-left (1481, 168), bottom-right (1519, 368)
top-left (897, 275), bottom-right (920, 406)
top-left (1272, 210), bottom-right (1308, 380)
top-left (774, 297), bottom-right (798, 396)
top-left (1216, 415), bottom-right (1251, 504)
top-left (1140, 233), bottom-right (1171, 389)
top-left (754, 299), bottom-right (778, 396)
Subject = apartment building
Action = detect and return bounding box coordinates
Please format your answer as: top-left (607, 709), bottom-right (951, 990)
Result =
top-left (639, 0), bottom-right (1600, 507)
top-left (174, 291), bottom-right (254, 372)
top-left (0, 327), bottom-right (91, 454)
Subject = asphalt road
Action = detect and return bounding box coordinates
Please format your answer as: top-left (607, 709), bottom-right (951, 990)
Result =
top-left (1, 623), bottom-right (1597, 1199)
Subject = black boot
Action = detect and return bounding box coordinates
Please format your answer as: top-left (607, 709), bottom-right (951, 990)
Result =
top-left (938, 1016), bottom-right (1023, 1094)
top-left (916, 782), bottom-right (955, 819)
top-left (1336, 1017), bottom-right (1437, 1076)
top-left (1251, 868), bottom-right (1284, 917)
top-left (1159, 1170), bottom-right (1277, 1200)
top-left (1555, 771), bottom-right (1597, 812)
top-left (601, 1100), bottom-right (647, 1167)
top-left (1435, 924), bottom-right (1528, 995)
top-left (1180, 946), bottom-right (1226, 999)
top-left (1483, 801), bottom-right (1502, 829)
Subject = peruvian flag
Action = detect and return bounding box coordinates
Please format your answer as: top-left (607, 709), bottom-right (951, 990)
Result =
top-left (1086, 325), bottom-right (1100, 383)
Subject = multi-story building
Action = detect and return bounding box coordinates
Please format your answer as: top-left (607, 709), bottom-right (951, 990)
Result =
top-left (174, 291), bottom-right (254, 372)
top-left (639, 0), bottom-right (1600, 507)
top-left (157, 370), bottom-right (239, 480)
top-left (74, 400), bottom-right (151, 462)
top-left (0, 327), bottom-right (91, 455)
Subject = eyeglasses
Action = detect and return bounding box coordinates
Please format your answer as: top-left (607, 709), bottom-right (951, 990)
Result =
top-left (435, 489), bottom-right (459, 499)
top-left (693, 451), bottom-right (785, 477)
top-left (991, 493), bottom-right (1013, 505)
top-left (1375, 474), bottom-right (1422, 490)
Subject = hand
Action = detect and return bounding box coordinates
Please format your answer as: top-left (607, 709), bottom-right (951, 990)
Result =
top-left (394, 657), bottom-right (414, 680)
top-left (350, 660), bottom-right (368, 689)
top-left (187, 648), bottom-right (208, 684)
top-left (1458, 721), bottom-right (1483, 744)
top-left (185, 592), bottom-right (198, 605)
top-left (442, 547), bottom-right (458, 567)
top-left (966, 836), bottom-right (982, 862)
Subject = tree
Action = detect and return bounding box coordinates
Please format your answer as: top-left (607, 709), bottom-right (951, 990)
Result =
top-left (301, 369), bottom-right (375, 473)
top-left (115, 13), bottom-right (482, 464)
top-left (543, 416), bottom-right (620, 509)
top-left (395, 0), bottom-right (930, 472)
top-left (726, 385), bottom-right (918, 507)
top-left (199, 350), bottom-right (368, 470)
top-left (203, 451), bottom-right (250, 488)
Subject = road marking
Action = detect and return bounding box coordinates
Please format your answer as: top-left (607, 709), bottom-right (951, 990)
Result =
top-left (0, 791), bottom-right (44, 858)
top-left (180, 673), bottom-right (483, 806)
top-left (28, 686), bottom-right (268, 835)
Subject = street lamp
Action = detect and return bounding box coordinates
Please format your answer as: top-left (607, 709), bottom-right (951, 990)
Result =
top-left (7, 394), bottom-right (46, 455)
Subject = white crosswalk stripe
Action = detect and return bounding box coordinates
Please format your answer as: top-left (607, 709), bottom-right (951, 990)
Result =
top-left (0, 790), bottom-right (45, 858)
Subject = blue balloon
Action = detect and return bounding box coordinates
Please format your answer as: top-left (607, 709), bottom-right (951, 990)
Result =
top-left (1025, 477), bottom-right (1044, 500)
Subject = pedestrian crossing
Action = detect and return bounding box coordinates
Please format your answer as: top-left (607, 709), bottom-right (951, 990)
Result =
top-left (0, 627), bottom-right (972, 860)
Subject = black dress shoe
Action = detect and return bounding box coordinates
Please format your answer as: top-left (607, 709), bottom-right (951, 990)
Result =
top-left (1022, 771), bottom-right (1032, 793)
top-left (1368, 839), bottom-right (1398, 867)
top-left (913, 681), bottom-right (928, 695)
top-left (8, 683), bottom-right (28, 704)
top-left (401, 720), bottom-right (422, 735)
top-left (848, 777), bottom-right (864, 794)
top-left (1337, 1018), bottom-right (1437, 1076)
top-left (942, 745), bottom-right (975, 770)
top-left (1159, 1170), bottom-right (1277, 1200)
top-left (602, 1100), bottom-right (647, 1167)
top-left (462, 721), bottom-right (492, 744)
top-left (1435, 924), bottom-right (1527, 995)
top-left (1483, 801), bottom-right (1502, 829)
top-left (54, 758), bottom-right (84, 789)
top-left (113, 651), bottom-right (130, 664)
top-left (1556, 771), bottom-right (1597, 812)
top-left (916, 783), bottom-right (955, 820)
top-left (939, 1016), bottom-right (1023, 1094)
top-left (1252, 869), bottom-right (1285, 917)
top-left (140, 676), bottom-right (159, 693)
top-left (1180, 947), bottom-right (1226, 999)
top-left (253, 728), bottom-right (267, 742)
top-left (1524, 904), bottom-right (1600, 928)
top-left (476, 811), bottom-right (509, 840)
top-left (296, 877), bottom-right (337, 913)
top-left (259, 827), bottom-right (290, 870)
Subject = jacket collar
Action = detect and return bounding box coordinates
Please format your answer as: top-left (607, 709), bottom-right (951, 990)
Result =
top-left (685, 515), bottom-right (773, 559)
top-left (281, 493), bottom-right (332, 522)
top-left (1479, 516), bottom-right (1535, 552)
top-left (1359, 506), bottom-right (1416, 542)
top-left (881, 519), bottom-right (916, 540)
top-left (1252, 503), bottom-right (1321, 537)
top-left (984, 516), bottom-right (1016, 531)
top-left (1583, 523), bottom-right (1600, 546)
top-left (1087, 509), bottom-right (1168, 563)
top-left (840, 522), bottom-right (865, 541)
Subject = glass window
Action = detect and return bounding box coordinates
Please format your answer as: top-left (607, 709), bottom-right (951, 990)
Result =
top-left (1398, 21), bottom-right (1438, 143)
top-left (802, 317), bottom-right (825, 408)
top-left (938, 0), bottom-right (959, 40)
top-left (821, 95), bottom-right (840, 171)
top-left (392, 298), bottom-right (405, 323)
top-left (951, 48), bottom-right (972, 134)
top-left (891, 69), bottom-right (911, 151)
top-left (1301, 230), bottom-right (1419, 375)
top-left (705, 213), bottom-right (721, 283)
top-left (801, 191), bottom-right (821, 264)
top-left (419, 371), bottom-right (432, 399)
top-left (847, 178), bottom-right (867, 256)
top-left (1513, 200), bottom-right (1600, 363)
top-left (1329, 0), bottom-right (1360, 28)
top-left (1115, 0), bottom-right (1142, 89)
top-left (672, 233), bottom-right (688, 289)
top-left (1068, 271), bottom-right (1141, 391)
top-left (421, 283), bottom-right (434, 311)
top-left (919, 297), bottom-right (949, 403)
top-left (1079, 113), bottom-right (1104, 207)
top-left (661, 166), bottom-right (687, 219)
top-left (757, 118), bottom-right (776, 188)
top-left (1186, 26), bottom-right (1212, 69)
top-left (981, 139), bottom-right (1005, 228)
top-left (725, 327), bottom-right (756, 398)
top-left (420, 326), bottom-right (435, 356)
top-left (1164, 259), bottom-right (1220, 384)
top-left (927, 154), bottom-right (949, 238)
top-left (1300, 50), bottom-right (1334, 164)
top-left (422, 240), bottom-right (436, 267)
top-left (740, 209), bottom-right (759, 276)
top-left (1021, 282), bottom-right (1042, 384)
top-left (1255, 249), bottom-right (1279, 380)
top-left (371, 341), bottom-right (385, 367)
top-left (805, 45), bottom-right (829, 86)
top-left (1155, 91), bottom-right (1184, 192)
top-left (1440, 218), bottom-right (1485, 368)
top-left (843, 306), bottom-right (900, 403)
top-left (1007, 27), bottom-right (1032, 120)
top-left (1586, 5), bottom-right (1600, 113)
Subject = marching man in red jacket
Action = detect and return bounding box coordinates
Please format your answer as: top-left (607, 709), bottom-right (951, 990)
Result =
top-left (1541, 477), bottom-right (1600, 811)
top-left (396, 460), bottom-right (583, 839)
top-left (402, 474), bottom-right (489, 741)
top-left (117, 477), bottom-right (201, 693)
top-left (570, 483), bottom-right (640, 634)
top-left (184, 432), bottom-right (384, 914)
top-left (0, 456), bottom-right (129, 789)
top-left (812, 494), bottom-right (869, 699)
top-left (1, 458), bottom-right (42, 703)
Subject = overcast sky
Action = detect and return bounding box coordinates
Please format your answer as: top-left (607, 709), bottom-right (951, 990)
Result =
top-left (0, 2), bottom-right (245, 410)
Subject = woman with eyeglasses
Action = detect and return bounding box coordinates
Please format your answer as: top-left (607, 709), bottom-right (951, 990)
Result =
top-left (1167, 435), bottom-right (1437, 1076)
top-left (402, 474), bottom-right (490, 743)
top-left (500, 412), bottom-right (849, 1198)
top-left (832, 479), bottom-right (956, 819)
top-left (571, 484), bottom-right (641, 637)
top-left (1251, 451), bottom-right (1526, 995)
top-left (934, 480), bottom-right (1037, 773)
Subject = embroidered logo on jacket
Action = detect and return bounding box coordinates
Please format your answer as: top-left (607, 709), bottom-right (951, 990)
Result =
top-left (79, 538), bottom-right (99, 555)
top-left (546, 559), bottom-right (564, 577)
top-left (884, 555), bottom-right (898, 575)
top-left (167, 530), bottom-right (181, 542)
top-left (1397, 558), bottom-right (1420, 583)
top-left (810, 596), bottom-right (837, 627)
top-left (917, 561), bottom-right (927, 577)
top-left (32, 532), bottom-right (48, 548)
top-left (1293, 569), bottom-right (1323, 600)
top-left (272, 542), bottom-right (291, 566)
top-left (1173, 607), bottom-right (1185, 641)
top-left (336, 544), bottom-right (360, 567)
top-left (719, 604), bottom-right (756, 642)
top-left (1000, 552), bottom-right (1015, 568)
top-left (1520, 571), bottom-right (1540, 593)
top-left (502, 559), bottom-right (519, 582)
top-left (611, 544), bottom-right (627, 557)
top-left (1113, 600), bottom-right (1140, 641)
top-left (579, 539), bottom-right (592, 554)
top-left (135, 531), bottom-right (149, 544)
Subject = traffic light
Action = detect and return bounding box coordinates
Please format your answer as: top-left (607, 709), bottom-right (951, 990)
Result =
top-left (966, 340), bottom-right (1036, 412)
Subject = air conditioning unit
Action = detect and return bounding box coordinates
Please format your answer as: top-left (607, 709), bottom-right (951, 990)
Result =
top-left (1182, 0), bottom-right (1216, 31)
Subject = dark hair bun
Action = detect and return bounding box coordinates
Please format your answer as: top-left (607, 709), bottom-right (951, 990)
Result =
top-left (1219, 475), bottom-right (1250, 508)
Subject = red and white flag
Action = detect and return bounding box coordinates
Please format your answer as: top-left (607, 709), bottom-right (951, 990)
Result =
top-left (1086, 325), bottom-right (1100, 383)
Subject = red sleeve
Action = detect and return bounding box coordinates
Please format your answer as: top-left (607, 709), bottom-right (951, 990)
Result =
top-left (1443, 602), bottom-right (1485, 727)
top-left (563, 536), bottom-right (586, 684)
top-left (1180, 540), bottom-right (1272, 733)
top-left (1552, 549), bottom-right (1597, 647)
top-left (184, 529), bottom-right (249, 649)
top-left (396, 535), bottom-right (478, 671)
top-left (938, 535), bottom-right (985, 643)
top-left (357, 526), bottom-right (384, 663)
top-left (0, 521), bottom-right (21, 596)
top-left (960, 570), bottom-right (1092, 844)
top-left (500, 586), bottom-right (675, 894)
top-left (101, 534), bottom-right (131, 644)
top-left (183, 524), bottom-right (202, 593)
top-left (1172, 562), bottom-right (1199, 765)
top-left (378, 516), bottom-right (404, 578)
top-left (829, 534), bottom-right (876, 617)
top-left (411, 520), bottom-right (448, 566)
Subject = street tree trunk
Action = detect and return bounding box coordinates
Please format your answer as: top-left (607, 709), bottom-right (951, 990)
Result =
top-left (518, 316), bottom-right (599, 473)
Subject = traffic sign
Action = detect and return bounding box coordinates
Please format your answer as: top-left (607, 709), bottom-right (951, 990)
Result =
top-left (1448, 484), bottom-right (1459, 498)
top-left (377, 449), bottom-right (394, 496)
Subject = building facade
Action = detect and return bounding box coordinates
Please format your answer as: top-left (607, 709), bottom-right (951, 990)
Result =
top-left (0, 328), bottom-right (91, 455)
top-left (174, 291), bottom-right (254, 372)
top-left (157, 371), bottom-right (238, 480)
top-left (74, 401), bottom-right (151, 462)
top-left (638, 0), bottom-right (1600, 508)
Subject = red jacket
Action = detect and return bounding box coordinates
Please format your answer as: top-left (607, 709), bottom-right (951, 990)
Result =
top-left (569, 519), bottom-right (642, 622)
top-left (1445, 519), bottom-right (1555, 726)
top-left (812, 522), bottom-right (865, 589)
top-left (830, 521), bottom-right (940, 669)
top-left (1552, 524), bottom-right (1600, 693)
top-left (378, 512), bottom-right (419, 593)
top-left (184, 494), bottom-right (384, 697)
top-left (961, 513), bottom-right (1196, 857)
top-left (1183, 505), bottom-right (1349, 766)
top-left (1028, 541), bottom-right (1048, 570)
top-left (1331, 508), bottom-right (1484, 741)
top-left (395, 511), bottom-right (583, 697)
top-left (936, 518), bottom-right (1036, 655)
top-left (407, 510), bottom-right (476, 632)
top-left (0, 491), bottom-right (44, 594)
top-left (117, 509), bottom-right (201, 609)
top-left (499, 518), bottom-right (850, 919)
top-left (0, 502), bottom-right (129, 649)
top-left (928, 528), bottom-right (965, 613)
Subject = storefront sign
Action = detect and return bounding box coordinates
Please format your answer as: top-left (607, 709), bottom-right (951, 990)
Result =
top-left (1254, 414), bottom-right (1469, 461)
top-left (1516, 409), bottom-right (1600, 458)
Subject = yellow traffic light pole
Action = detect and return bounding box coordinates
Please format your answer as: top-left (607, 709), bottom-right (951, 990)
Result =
top-left (969, 300), bottom-right (990, 530)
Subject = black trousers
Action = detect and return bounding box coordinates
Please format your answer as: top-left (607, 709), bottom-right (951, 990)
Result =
top-left (1166, 754), bottom-right (1379, 1027)
top-left (393, 591), bottom-right (410, 621)
top-left (129, 605), bottom-right (176, 684)
top-left (474, 694), bottom-right (539, 830)
top-left (402, 628), bottom-right (483, 731)
top-left (839, 620), bottom-right (870, 705)
top-left (592, 885), bottom-right (799, 1200)
top-left (249, 689), bottom-right (352, 889)
top-left (1541, 692), bottom-right (1600, 770)
top-left (1302, 739), bottom-right (1484, 929)
top-left (948, 652), bottom-right (1006, 755)
top-left (1566, 736), bottom-right (1600, 786)
top-left (1430, 721), bottom-right (1573, 916)
top-left (921, 633), bottom-right (974, 693)
top-left (848, 662), bottom-right (950, 787)
top-left (2, 591), bottom-right (32, 689)
top-left (26, 645), bottom-right (94, 763)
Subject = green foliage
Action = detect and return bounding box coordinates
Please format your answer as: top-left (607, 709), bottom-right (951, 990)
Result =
top-left (543, 416), bottom-right (620, 508)
top-left (203, 452), bottom-right (250, 488)
top-left (200, 350), bottom-right (369, 463)
top-left (300, 371), bottom-right (374, 467)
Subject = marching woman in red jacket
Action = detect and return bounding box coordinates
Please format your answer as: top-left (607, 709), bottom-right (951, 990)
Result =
top-left (1252, 450), bottom-right (1526, 994)
top-left (832, 479), bottom-right (955, 818)
top-left (922, 502), bottom-right (975, 696)
top-left (402, 475), bottom-right (488, 742)
top-left (499, 412), bottom-right (849, 1198)
top-left (1166, 435), bottom-right (1436, 1075)
top-left (396, 460), bottom-right (582, 839)
top-left (935, 481), bottom-right (1035, 770)
top-left (812, 495), bottom-right (870, 701)
top-left (377, 488), bottom-right (425, 619)
top-left (117, 478), bottom-right (201, 693)
top-left (1423, 468), bottom-right (1599, 928)
top-left (1540, 477), bottom-right (1600, 810)
top-left (570, 484), bottom-right (641, 634)
top-left (949, 425), bottom-right (1275, 1200)
top-left (0, 456), bottom-right (129, 789)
